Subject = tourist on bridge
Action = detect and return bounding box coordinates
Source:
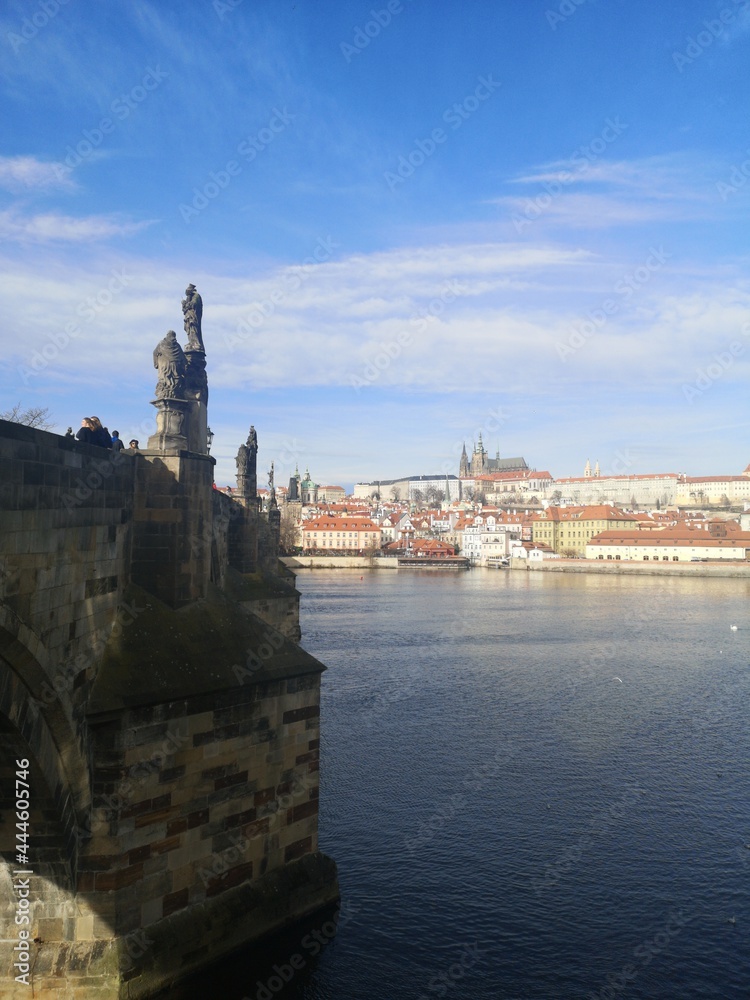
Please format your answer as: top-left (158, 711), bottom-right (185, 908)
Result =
top-left (89, 416), bottom-right (112, 448)
top-left (75, 418), bottom-right (95, 444)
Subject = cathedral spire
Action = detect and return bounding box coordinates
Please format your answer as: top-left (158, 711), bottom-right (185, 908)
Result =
top-left (459, 442), bottom-right (469, 478)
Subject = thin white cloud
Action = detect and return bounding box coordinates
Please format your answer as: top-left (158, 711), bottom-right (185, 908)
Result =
top-left (0, 155), bottom-right (76, 193)
top-left (495, 192), bottom-right (701, 229)
top-left (0, 210), bottom-right (156, 244)
top-left (508, 156), bottom-right (712, 202)
top-left (491, 155), bottom-right (722, 230)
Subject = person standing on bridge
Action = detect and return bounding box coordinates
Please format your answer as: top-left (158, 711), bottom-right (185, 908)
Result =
top-left (89, 416), bottom-right (112, 448)
top-left (76, 417), bottom-right (94, 444)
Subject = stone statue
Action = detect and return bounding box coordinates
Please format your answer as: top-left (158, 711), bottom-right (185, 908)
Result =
top-left (236, 443), bottom-right (248, 477)
top-left (182, 284), bottom-right (204, 352)
top-left (153, 330), bottom-right (187, 399)
top-left (235, 426), bottom-right (259, 501)
top-left (247, 426), bottom-right (257, 456)
top-left (268, 461), bottom-right (278, 507)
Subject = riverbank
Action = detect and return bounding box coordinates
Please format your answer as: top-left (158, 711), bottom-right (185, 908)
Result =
top-left (519, 559), bottom-right (750, 578)
top-left (282, 555), bottom-right (750, 578)
top-left (282, 555), bottom-right (399, 570)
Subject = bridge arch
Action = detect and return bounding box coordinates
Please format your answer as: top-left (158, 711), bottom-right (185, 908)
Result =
top-left (0, 605), bottom-right (93, 884)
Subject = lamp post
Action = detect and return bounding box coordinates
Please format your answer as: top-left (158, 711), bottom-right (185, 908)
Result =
top-left (206, 426), bottom-right (214, 454)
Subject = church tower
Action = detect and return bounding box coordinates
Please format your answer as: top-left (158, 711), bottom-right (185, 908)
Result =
top-left (459, 443), bottom-right (469, 478)
top-left (471, 433), bottom-right (488, 477)
top-left (584, 459), bottom-right (592, 479)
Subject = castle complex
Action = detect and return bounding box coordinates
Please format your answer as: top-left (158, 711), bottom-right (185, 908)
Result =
top-left (459, 434), bottom-right (529, 478)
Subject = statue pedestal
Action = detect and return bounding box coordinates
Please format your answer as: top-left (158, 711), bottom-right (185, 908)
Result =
top-left (148, 397), bottom-right (191, 452)
top-left (184, 349), bottom-right (208, 454)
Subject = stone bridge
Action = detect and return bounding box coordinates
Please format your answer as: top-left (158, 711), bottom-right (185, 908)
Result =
top-left (0, 297), bottom-right (338, 997)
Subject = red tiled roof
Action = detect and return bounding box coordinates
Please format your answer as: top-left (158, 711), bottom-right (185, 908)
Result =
top-left (589, 528), bottom-right (750, 547)
top-left (683, 476), bottom-right (749, 484)
top-left (555, 474), bottom-right (680, 484)
top-left (303, 517), bottom-right (380, 531)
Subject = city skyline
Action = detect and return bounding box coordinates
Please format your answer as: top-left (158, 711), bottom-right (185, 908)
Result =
top-left (1, 1), bottom-right (750, 488)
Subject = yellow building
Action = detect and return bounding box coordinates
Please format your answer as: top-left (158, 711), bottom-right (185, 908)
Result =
top-left (302, 516), bottom-right (381, 552)
top-left (531, 505), bottom-right (639, 556)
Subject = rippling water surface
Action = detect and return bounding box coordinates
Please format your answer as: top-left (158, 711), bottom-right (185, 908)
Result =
top-left (180, 570), bottom-right (750, 999)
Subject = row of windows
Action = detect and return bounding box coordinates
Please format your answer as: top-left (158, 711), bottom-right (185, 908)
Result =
top-left (310, 539), bottom-right (362, 546)
top-left (308, 532), bottom-right (377, 538)
top-left (597, 554), bottom-right (680, 561)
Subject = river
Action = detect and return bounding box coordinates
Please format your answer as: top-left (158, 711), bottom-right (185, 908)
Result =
top-left (178, 569), bottom-right (750, 999)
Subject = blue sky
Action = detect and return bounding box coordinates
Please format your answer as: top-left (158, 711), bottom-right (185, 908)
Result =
top-left (1, 0), bottom-right (749, 490)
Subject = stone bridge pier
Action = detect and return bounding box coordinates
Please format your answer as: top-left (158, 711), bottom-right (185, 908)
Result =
top-left (0, 296), bottom-right (338, 997)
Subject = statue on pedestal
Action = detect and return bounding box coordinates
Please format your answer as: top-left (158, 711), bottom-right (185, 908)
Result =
top-left (236, 426), bottom-right (259, 501)
top-left (153, 331), bottom-right (187, 399)
top-left (182, 284), bottom-right (205, 352)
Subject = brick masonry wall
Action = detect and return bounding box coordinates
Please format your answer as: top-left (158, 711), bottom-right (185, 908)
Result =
top-left (81, 673), bottom-right (321, 938)
top-left (0, 421), bottom-right (137, 871)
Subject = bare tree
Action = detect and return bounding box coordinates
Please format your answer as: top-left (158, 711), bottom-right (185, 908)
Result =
top-left (1, 403), bottom-right (54, 430)
top-left (390, 487), bottom-right (401, 501)
top-left (279, 509), bottom-right (300, 554)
